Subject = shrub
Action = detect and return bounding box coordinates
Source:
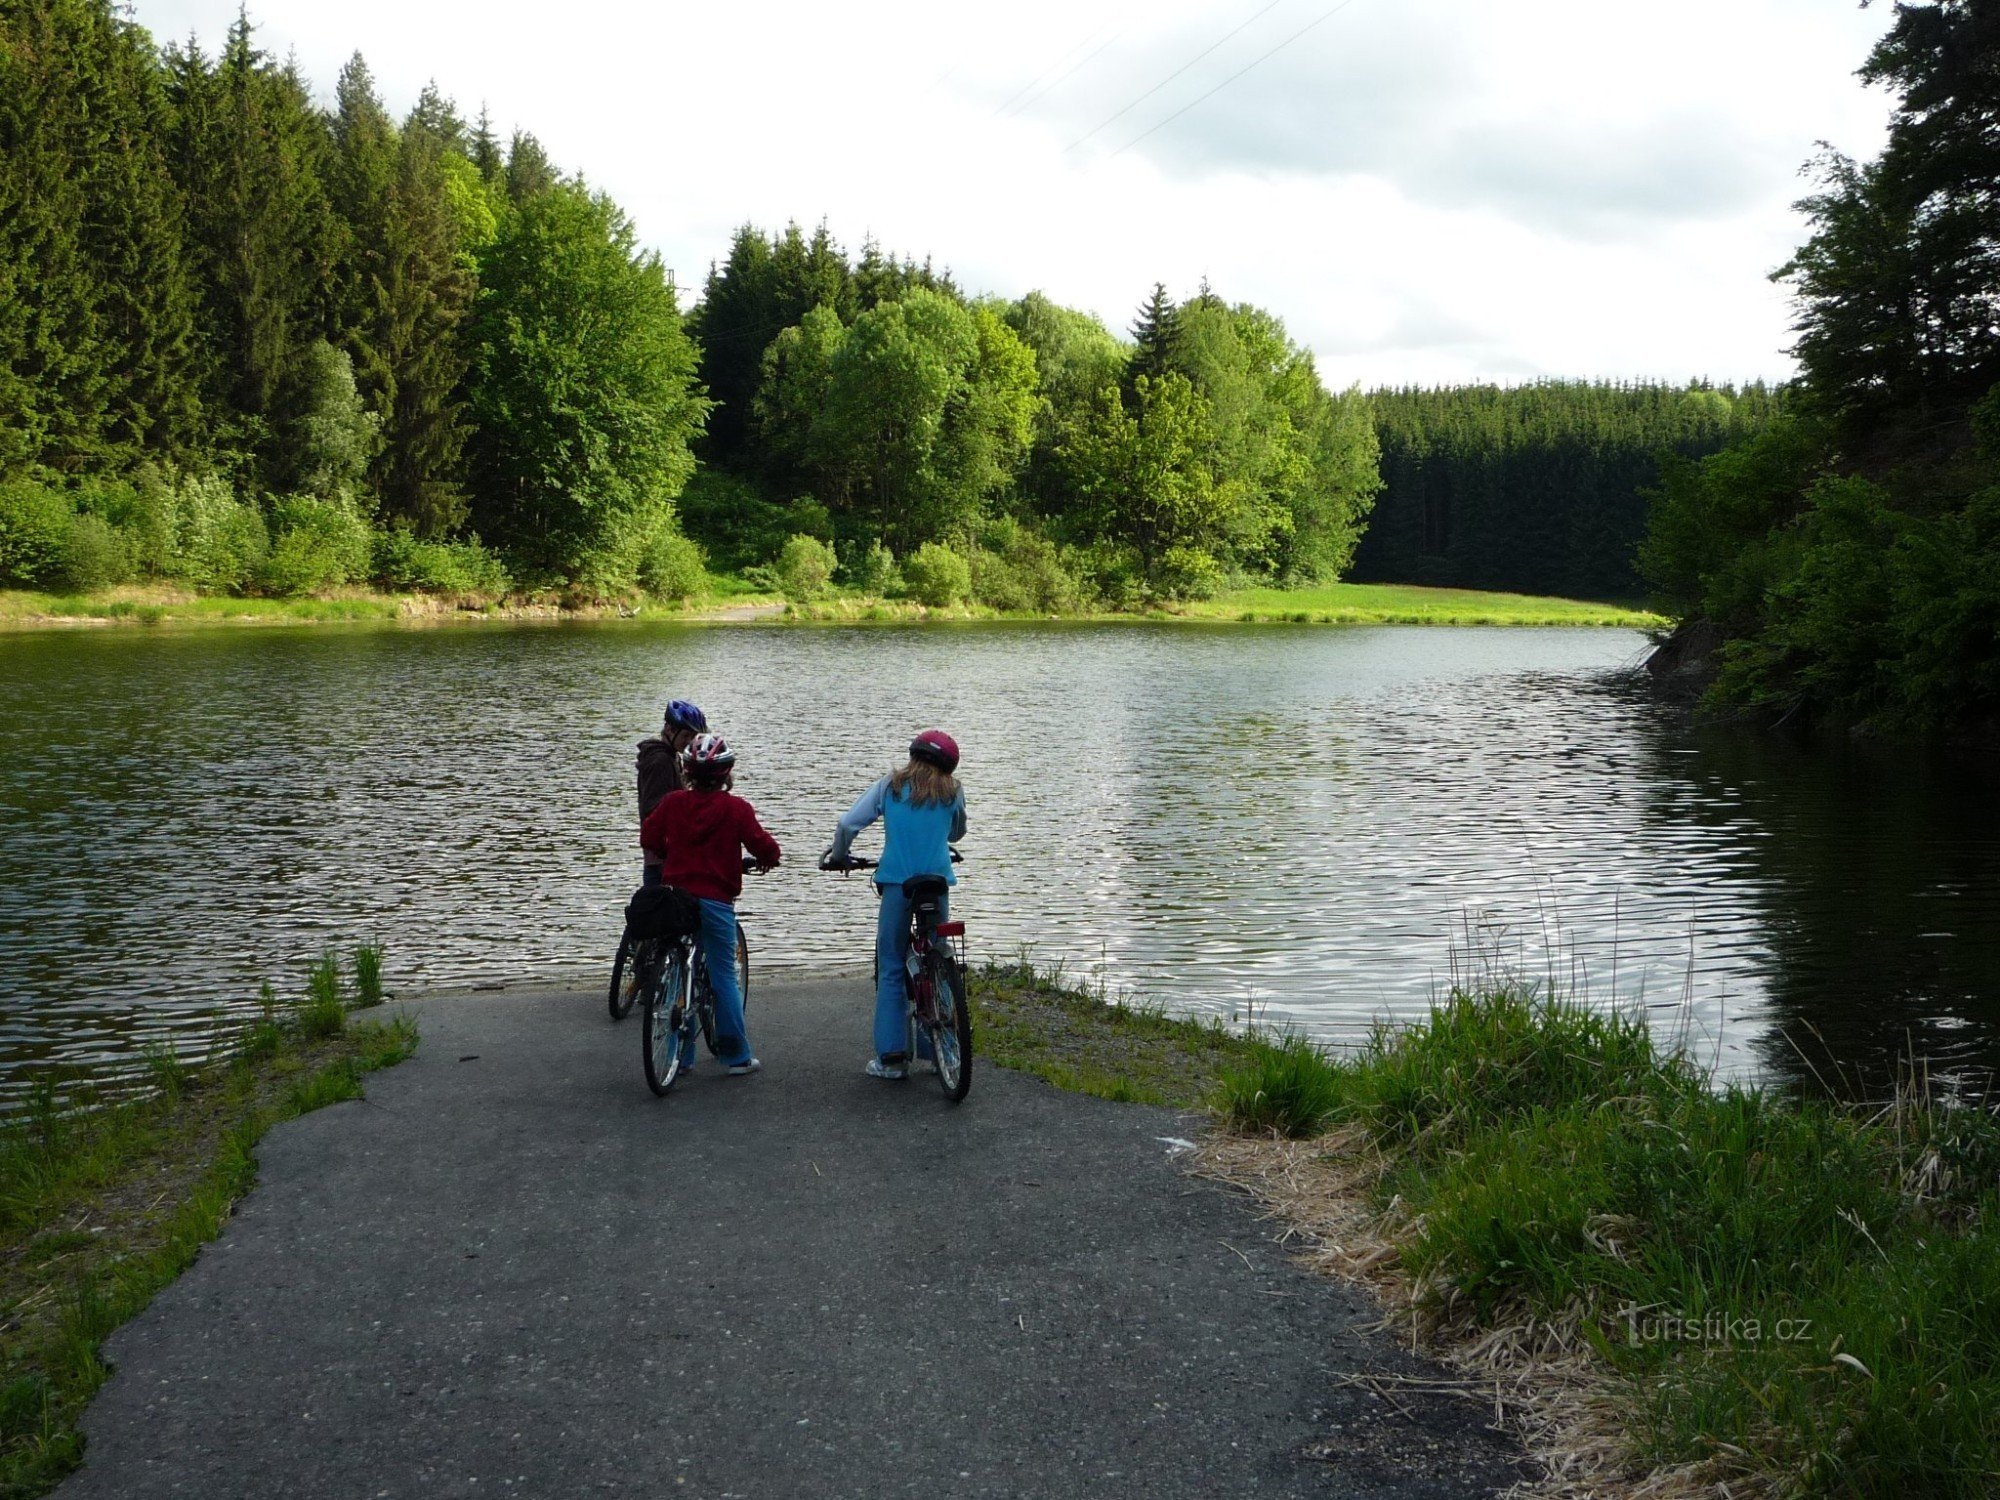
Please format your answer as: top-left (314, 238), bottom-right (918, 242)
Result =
top-left (0, 480), bottom-right (73, 588)
top-left (259, 495), bottom-right (372, 597)
top-left (773, 533), bottom-right (836, 601)
top-left (970, 518), bottom-right (1083, 612)
top-left (676, 472), bottom-right (830, 573)
top-left (637, 528), bottom-right (707, 601)
top-left (371, 529), bottom-right (511, 600)
top-left (902, 541), bottom-right (971, 607)
top-left (1153, 545), bottom-right (1227, 601)
top-left (169, 473), bottom-right (269, 591)
top-left (856, 541), bottom-right (903, 597)
top-left (57, 514), bottom-right (137, 591)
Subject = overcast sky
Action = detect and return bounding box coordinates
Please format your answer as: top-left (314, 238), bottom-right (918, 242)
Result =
top-left (133, 0), bottom-right (1895, 389)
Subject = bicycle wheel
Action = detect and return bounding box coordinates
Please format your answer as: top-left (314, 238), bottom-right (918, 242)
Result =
top-left (926, 950), bottom-right (972, 1102)
top-left (698, 927), bottom-right (752, 1055)
top-left (608, 930), bottom-right (644, 1021)
top-left (643, 947), bottom-right (691, 1096)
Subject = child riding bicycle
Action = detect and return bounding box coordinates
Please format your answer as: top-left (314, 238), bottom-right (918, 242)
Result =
top-left (639, 733), bottom-right (780, 1076)
top-left (822, 730), bottom-right (966, 1080)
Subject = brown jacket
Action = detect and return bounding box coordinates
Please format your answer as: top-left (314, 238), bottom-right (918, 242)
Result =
top-left (636, 738), bottom-right (685, 864)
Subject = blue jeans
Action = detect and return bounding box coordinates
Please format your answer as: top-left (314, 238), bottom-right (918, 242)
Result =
top-left (691, 898), bottom-right (752, 1068)
top-left (874, 883), bottom-right (946, 1061)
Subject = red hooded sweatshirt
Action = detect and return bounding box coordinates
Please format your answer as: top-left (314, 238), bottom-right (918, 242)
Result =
top-left (640, 788), bottom-right (782, 903)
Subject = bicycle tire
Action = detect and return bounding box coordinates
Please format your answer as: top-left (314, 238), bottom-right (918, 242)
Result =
top-left (643, 947), bottom-right (691, 1096)
top-left (608, 929), bottom-right (642, 1021)
top-left (926, 950), bottom-right (972, 1102)
top-left (697, 926), bottom-right (752, 1055)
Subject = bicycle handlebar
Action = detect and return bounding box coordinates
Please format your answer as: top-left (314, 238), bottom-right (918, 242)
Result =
top-left (818, 847), bottom-right (962, 873)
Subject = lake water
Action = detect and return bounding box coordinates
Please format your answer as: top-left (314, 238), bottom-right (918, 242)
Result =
top-left (3, 621), bottom-right (1998, 1104)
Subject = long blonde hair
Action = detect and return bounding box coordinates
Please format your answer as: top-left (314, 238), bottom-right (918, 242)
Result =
top-left (887, 759), bottom-right (958, 808)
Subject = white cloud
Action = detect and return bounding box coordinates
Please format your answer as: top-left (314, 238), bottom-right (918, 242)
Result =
top-left (131, 0), bottom-right (1893, 386)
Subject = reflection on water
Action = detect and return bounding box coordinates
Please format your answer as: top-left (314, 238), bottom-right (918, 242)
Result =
top-left (1, 622), bottom-right (1997, 1102)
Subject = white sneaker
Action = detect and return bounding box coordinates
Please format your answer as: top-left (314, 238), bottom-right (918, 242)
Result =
top-left (724, 1057), bottom-right (762, 1076)
top-left (865, 1057), bottom-right (908, 1081)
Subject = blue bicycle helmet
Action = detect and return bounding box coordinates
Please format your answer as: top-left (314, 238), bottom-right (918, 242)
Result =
top-left (663, 699), bottom-right (708, 733)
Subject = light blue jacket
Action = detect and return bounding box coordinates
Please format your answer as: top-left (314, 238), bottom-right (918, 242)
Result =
top-left (831, 775), bottom-right (966, 887)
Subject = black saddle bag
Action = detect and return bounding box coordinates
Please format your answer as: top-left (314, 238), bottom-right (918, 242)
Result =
top-left (625, 884), bottom-right (700, 940)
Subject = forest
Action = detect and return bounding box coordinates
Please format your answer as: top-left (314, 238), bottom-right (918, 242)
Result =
top-left (1640, 0), bottom-right (2000, 733)
top-left (1358, 380), bottom-right (1780, 601)
top-left (0, 0), bottom-right (1381, 612)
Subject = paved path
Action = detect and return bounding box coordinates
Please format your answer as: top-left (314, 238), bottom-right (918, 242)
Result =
top-left (60, 979), bottom-right (1522, 1499)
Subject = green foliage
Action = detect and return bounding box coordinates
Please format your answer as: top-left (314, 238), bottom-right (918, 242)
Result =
top-left (284, 340), bottom-right (379, 501)
top-left (297, 950), bottom-right (346, 1038)
top-left (1365, 380), bottom-right (1781, 599)
top-left (901, 540), bottom-right (970, 607)
top-left (967, 516), bottom-right (1084, 611)
top-left (854, 540), bottom-right (903, 596)
top-left (1055, 374), bottom-right (1238, 598)
top-left (160, 473), bottom-right (269, 591)
top-left (0, 482), bottom-right (74, 588)
top-left (258, 494), bottom-right (372, 596)
top-left (369, 528), bottom-right (509, 599)
top-left (1213, 1032), bottom-right (1345, 1138)
top-left (773, 533), bottom-right (836, 601)
top-left (466, 183), bottom-right (707, 581)
top-left (351, 944), bottom-right (383, 1006)
top-left (1229, 988), bottom-right (2000, 1496)
top-left (57, 513), bottom-right (137, 591)
top-left (635, 524), bottom-right (707, 601)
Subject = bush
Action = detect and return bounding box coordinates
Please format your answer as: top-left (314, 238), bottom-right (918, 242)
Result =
top-left (1153, 545), bottom-right (1227, 601)
top-left (637, 528), bottom-right (707, 601)
top-left (57, 514), bottom-right (137, 591)
top-left (371, 529), bottom-right (511, 600)
top-left (773, 533), bottom-right (836, 601)
top-left (970, 518), bottom-right (1083, 612)
top-left (170, 473), bottom-right (269, 591)
top-left (0, 480), bottom-right (74, 588)
top-left (902, 541), bottom-right (971, 607)
top-left (677, 471), bottom-right (831, 573)
top-left (855, 541), bottom-right (903, 597)
top-left (259, 494), bottom-right (372, 597)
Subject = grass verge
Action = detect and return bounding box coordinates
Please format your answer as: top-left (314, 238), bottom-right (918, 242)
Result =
top-left (1202, 988), bottom-right (2000, 1499)
top-left (2, 580), bottom-right (1659, 633)
top-left (0, 958), bottom-right (418, 1497)
top-left (972, 959), bottom-right (1266, 1108)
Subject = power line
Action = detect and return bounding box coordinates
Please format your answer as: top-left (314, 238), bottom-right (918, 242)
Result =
top-left (992, 17), bottom-right (1123, 120)
top-left (1109, 0), bottom-right (1367, 161)
top-left (1000, 30), bottom-right (1126, 121)
top-left (1065, 0), bottom-right (1286, 154)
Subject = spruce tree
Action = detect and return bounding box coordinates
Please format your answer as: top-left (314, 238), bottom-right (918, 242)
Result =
top-left (165, 15), bottom-right (339, 482)
top-left (373, 109), bottom-right (476, 533)
top-left (1123, 282), bottom-right (1182, 406)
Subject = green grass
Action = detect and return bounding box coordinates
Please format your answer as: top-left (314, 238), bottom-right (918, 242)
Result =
top-left (1196, 581), bottom-right (1661, 627)
top-left (1, 579), bottom-right (1660, 633)
top-left (0, 958), bottom-right (417, 1497)
top-left (972, 959), bottom-right (1267, 1107)
top-left (351, 944), bottom-right (384, 1008)
top-left (1216, 987), bottom-right (2000, 1498)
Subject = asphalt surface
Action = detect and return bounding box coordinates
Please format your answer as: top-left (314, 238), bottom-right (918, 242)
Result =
top-left (59, 978), bottom-right (1523, 1499)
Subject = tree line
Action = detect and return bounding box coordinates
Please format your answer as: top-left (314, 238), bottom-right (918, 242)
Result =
top-left (682, 235), bottom-right (1381, 606)
top-left (1640, 0), bottom-right (2000, 733)
top-left (0, 0), bottom-right (1384, 611)
top-left (0, 0), bottom-right (704, 600)
top-left (1359, 380), bottom-right (1782, 601)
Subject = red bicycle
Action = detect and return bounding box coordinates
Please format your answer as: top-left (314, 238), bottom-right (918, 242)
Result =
top-left (820, 851), bottom-right (971, 1102)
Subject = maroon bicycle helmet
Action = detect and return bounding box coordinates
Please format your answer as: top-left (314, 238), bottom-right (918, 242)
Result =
top-left (909, 729), bottom-right (959, 773)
